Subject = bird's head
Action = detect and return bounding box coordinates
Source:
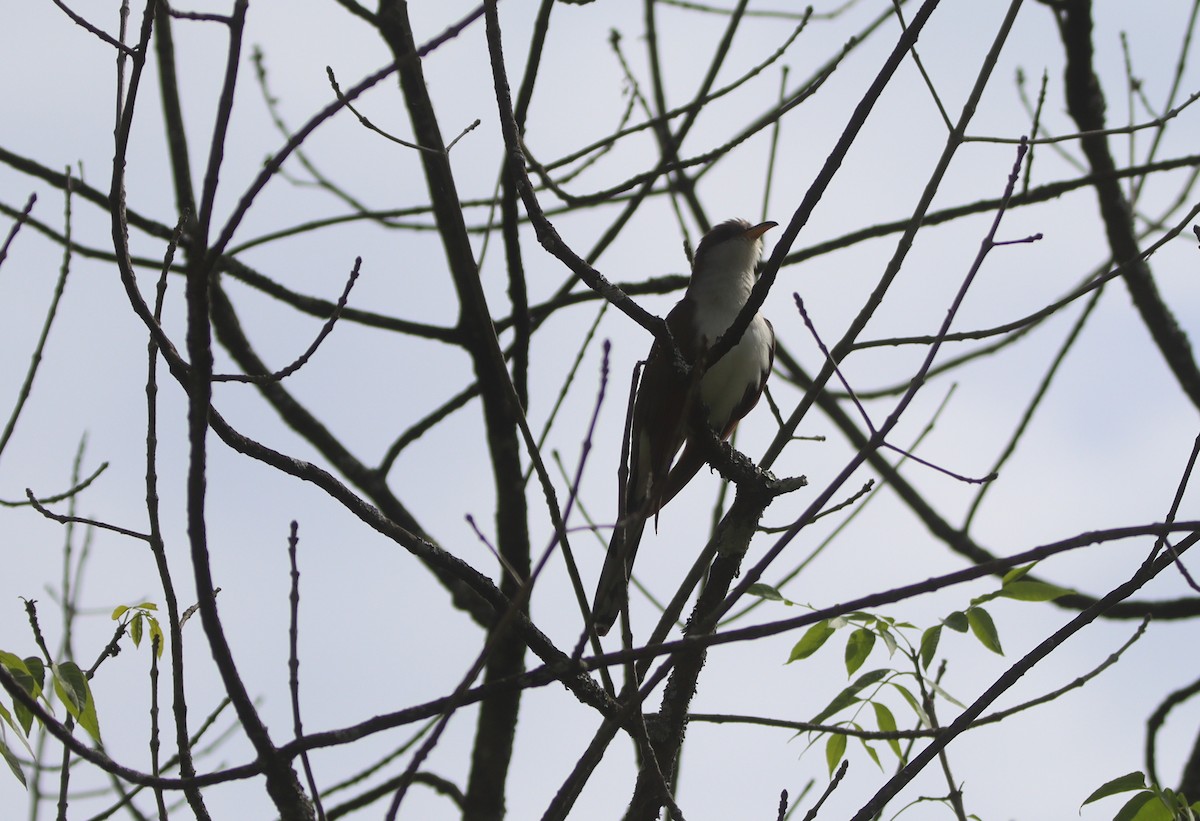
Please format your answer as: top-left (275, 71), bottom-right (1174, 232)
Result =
top-left (690, 219), bottom-right (777, 286)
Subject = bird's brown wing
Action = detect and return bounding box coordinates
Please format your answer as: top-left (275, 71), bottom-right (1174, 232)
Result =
top-left (594, 299), bottom-right (701, 635)
top-left (656, 317), bottom-right (775, 509)
top-left (625, 297), bottom-right (702, 517)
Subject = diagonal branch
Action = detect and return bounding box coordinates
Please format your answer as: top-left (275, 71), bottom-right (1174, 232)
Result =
top-left (1056, 0), bottom-right (1200, 410)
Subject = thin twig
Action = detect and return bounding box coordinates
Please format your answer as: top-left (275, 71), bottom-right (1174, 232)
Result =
top-left (327, 66), bottom-right (443, 153)
top-left (0, 191), bottom-right (35, 270)
top-left (288, 522), bottom-right (327, 821)
top-left (0, 463), bottom-right (108, 508)
top-left (965, 88), bottom-right (1200, 145)
top-left (802, 760), bottom-right (848, 821)
top-left (49, 0), bottom-right (136, 54)
top-left (1154, 431), bottom-right (1200, 592)
top-left (212, 259), bottom-right (362, 383)
top-left (25, 490), bottom-right (152, 542)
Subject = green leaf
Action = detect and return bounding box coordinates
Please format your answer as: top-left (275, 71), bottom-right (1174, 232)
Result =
top-left (1002, 562), bottom-right (1036, 585)
top-left (944, 611), bottom-right (969, 633)
top-left (748, 583), bottom-right (785, 602)
top-left (872, 702), bottom-right (902, 758)
top-left (877, 626), bottom-right (898, 657)
top-left (1, 665), bottom-right (33, 702)
top-left (0, 737), bottom-right (25, 787)
top-left (23, 657), bottom-right (44, 693)
top-left (1084, 768), bottom-right (1147, 801)
top-left (149, 619), bottom-right (165, 658)
top-left (111, 605), bottom-right (130, 620)
top-left (924, 676), bottom-right (965, 709)
top-left (919, 625), bottom-right (941, 669)
top-left (1150, 787), bottom-right (1192, 817)
top-left (8, 657), bottom-right (44, 735)
top-left (131, 613), bottom-right (143, 647)
top-left (0, 701), bottom-right (34, 758)
top-left (844, 628), bottom-right (875, 676)
top-left (1114, 791), bottom-right (1172, 821)
top-left (890, 682), bottom-right (930, 728)
top-left (135, 602), bottom-right (158, 612)
top-left (78, 687), bottom-right (101, 742)
top-left (812, 669), bottom-right (888, 725)
top-left (52, 662), bottom-right (101, 742)
top-left (967, 607), bottom-right (1003, 655)
top-left (788, 620), bottom-right (835, 663)
top-left (825, 732), bottom-right (846, 776)
top-left (52, 662), bottom-right (86, 714)
top-left (999, 580), bottom-right (1074, 602)
top-left (968, 590), bottom-right (1000, 608)
top-left (858, 737), bottom-right (881, 770)
top-left (0, 654), bottom-right (38, 698)
top-left (0, 651), bottom-right (40, 732)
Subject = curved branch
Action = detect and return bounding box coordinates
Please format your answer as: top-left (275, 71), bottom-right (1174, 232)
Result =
top-left (1057, 0), bottom-right (1200, 410)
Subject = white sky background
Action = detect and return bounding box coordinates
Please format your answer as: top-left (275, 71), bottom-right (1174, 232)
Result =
top-left (2, 1), bottom-right (1200, 819)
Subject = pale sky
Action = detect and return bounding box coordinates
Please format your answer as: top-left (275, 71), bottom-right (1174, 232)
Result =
top-left (2, 2), bottom-right (1199, 819)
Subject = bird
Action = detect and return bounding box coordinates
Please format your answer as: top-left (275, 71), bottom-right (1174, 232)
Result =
top-left (592, 218), bottom-right (777, 636)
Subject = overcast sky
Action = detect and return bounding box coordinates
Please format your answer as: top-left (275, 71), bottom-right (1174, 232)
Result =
top-left (2, 1), bottom-right (1200, 819)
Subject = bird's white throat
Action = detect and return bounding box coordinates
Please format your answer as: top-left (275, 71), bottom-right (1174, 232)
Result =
top-left (687, 235), bottom-right (763, 339)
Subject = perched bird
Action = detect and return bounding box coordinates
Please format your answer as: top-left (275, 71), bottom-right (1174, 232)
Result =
top-left (593, 218), bottom-right (777, 636)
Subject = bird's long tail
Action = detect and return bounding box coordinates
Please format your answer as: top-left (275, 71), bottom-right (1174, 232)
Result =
top-left (592, 513), bottom-right (647, 636)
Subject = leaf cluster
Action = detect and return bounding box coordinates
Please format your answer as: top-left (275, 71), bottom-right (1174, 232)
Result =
top-left (0, 652), bottom-right (97, 786)
top-left (0, 601), bottom-right (162, 788)
top-left (753, 563), bottom-right (1075, 790)
top-left (1084, 771), bottom-right (1200, 821)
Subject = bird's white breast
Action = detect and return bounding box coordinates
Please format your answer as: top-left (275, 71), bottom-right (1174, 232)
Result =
top-left (698, 313), bottom-right (771, 430)
top-left (685, 229), bottom-right (772, 430)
